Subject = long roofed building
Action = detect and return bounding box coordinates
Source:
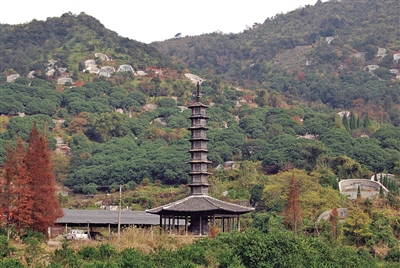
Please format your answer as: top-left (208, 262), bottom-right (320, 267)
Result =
top-left (146, 83), bottom-right (254, 235)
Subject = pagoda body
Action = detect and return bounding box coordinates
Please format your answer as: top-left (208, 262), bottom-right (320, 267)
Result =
top-left (146, 83), bottom-right (254, 235)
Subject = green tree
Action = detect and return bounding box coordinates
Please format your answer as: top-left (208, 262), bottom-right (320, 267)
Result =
top-left (86, 112), bottom-right (130, 142)
top-left (363, 114), bottom-right (372, 128)
top-left (349, 111), bottom-right (357, 130)
top-left (249, 184), bottom-right (265, 211)
top-left (343, 207), bottom-right (372, 246)
top-left (342, 114), bottom-right (350, 131)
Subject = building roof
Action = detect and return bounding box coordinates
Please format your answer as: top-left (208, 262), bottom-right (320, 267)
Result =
top-left (57, 208), bottom-right (161, 225)
top-left (146, 195), bottom-right (254, 215)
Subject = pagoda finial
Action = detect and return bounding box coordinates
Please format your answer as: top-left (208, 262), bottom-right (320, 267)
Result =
top-left (196, 82), bottom-right (200, 102)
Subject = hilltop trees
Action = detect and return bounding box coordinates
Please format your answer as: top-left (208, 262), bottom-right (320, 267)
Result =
top-left (0, 121), bottom-right (63, 237)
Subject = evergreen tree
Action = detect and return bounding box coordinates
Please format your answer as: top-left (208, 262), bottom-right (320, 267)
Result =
top-left (363, 114), bottom-right (371, 128)
top-left (349, 111), bottom-right (357, 130)
top-left (333, 178), bottom-right (339, 190)
top-left (357, 185), bottom-right (361, 198)
top-left (284, 173), bottom-right (302, 235)
top-left (24, 121), bottom-right (63, 236)
top-left (379, 185), bottom-right (384, 197)
top-left (342, 114), bottom-right (350, 131)
top-left (374, 172), bottom-right (378, 181)
top-left (383, 176), bottom-right (388, 187)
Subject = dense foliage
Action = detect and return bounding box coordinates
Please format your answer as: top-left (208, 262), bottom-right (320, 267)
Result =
top-left (1, 225), bottom-right (396, 268)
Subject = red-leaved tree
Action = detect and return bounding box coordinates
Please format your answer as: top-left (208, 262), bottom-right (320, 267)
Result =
top-left (284, 173), bottom-right (302, 235)
top-left (13, 137), bottom-right (34, 231)
top-left (330, 207), bottom-right (339, 239)
top-left (25, 121), bottom-right (63, 235)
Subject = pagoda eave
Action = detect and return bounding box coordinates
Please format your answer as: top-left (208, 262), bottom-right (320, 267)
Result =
top-left (189, 172), bottom-right (212, 176)
top-left (189, 160), bottom-right (212, 164)
top-left (188, 102), bottom-right (209, 108)
top-left (188, 149), bottom-right (209, 152)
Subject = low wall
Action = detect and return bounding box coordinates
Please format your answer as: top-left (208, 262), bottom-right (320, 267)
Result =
top-left (339, 179), bottom-right (389, 200)
top-left (370, 173), bottom-right (395, 181)
top-left (316, 208), bottom-right (349, 223)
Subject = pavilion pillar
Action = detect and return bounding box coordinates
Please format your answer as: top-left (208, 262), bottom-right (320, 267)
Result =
top-left (222, 217), bottom-right (225, 232)
top-left (172, 216), bottom-right (175, 235)
top-left (177, 216), bottom-right (180, 235)
top-left (199, 216), bottom-right (202, 235)
top-left (237, 215), bottom-right (240, 232)
top-left (185, 216), bottom-right (188, 235)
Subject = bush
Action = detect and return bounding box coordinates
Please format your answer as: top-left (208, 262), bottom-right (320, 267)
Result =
top-left (78, 246), bottom-right (99, 260)
top-left (0, 235), bottom-right (14, 258)
top-left (0, 258), bottom-right (24, 267)
top-left (82, 183), bottom-right (98, 194)
top-left (57, 108), bottom-right (68, 118)
top-left (98, 244), bottom-right (117, 261)
top-left (385, 247), bottom-right (400, 262)
top-left (21, 229), bottom-right (46, 243)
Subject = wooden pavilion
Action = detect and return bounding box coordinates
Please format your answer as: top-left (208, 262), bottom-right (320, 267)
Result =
top-left (146, 83), bottom-right (254, 235)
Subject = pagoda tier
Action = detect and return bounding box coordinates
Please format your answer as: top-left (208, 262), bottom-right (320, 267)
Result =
top-left (187, 97), bottom-right (211, 195)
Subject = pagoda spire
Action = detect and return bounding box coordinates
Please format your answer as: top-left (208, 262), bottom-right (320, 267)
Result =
top-left (196, 81), bottom-right (201, 102)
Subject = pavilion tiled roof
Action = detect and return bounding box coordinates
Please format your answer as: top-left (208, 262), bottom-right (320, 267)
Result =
top-left (57, 208), bottom-right (161, 225)
top-left (146, 195), bottom-right (254, 215)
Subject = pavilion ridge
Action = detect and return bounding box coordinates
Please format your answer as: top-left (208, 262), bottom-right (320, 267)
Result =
top-left (146, 83), bottom-right (254, 235)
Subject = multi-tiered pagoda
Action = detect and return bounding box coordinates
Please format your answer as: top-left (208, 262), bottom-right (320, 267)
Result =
top-left (146, 83), bottom-right (254, 235)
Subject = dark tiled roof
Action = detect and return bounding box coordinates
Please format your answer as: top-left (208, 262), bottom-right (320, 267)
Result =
top-left (57, 208), bottom-right (160, 225)
top-left (146, 195), bottom-right (254, 215)
top-left (188, 102), bottom-right (209, 108)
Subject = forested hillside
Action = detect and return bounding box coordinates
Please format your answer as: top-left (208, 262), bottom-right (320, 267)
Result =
top-left (155, 0), bottom-right (400, 111)
top-left (1, 0), bottom-right (400, 264)
top-left (0, 12), bottom-right (171, 75)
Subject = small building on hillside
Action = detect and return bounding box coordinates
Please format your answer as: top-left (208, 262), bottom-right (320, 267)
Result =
top-left (52, 208), bottom-right (177, 238)
top-left (99, 66), bottom-right (115, 77)
top-left (7, 74), bottom-right (19, 82)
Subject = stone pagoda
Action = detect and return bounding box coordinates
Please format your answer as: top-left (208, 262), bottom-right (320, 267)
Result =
top-left (146, 83), bottom-right (254, 235)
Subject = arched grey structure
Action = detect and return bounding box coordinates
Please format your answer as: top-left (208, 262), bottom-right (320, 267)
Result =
top-left (339, 179), bottom-right (388, 200)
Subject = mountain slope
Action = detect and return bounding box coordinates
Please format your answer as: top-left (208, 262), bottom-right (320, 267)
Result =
top-left (0, 12), bottom-right (171, 75)
top-left (154, 0), bottom-right (399, 81)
